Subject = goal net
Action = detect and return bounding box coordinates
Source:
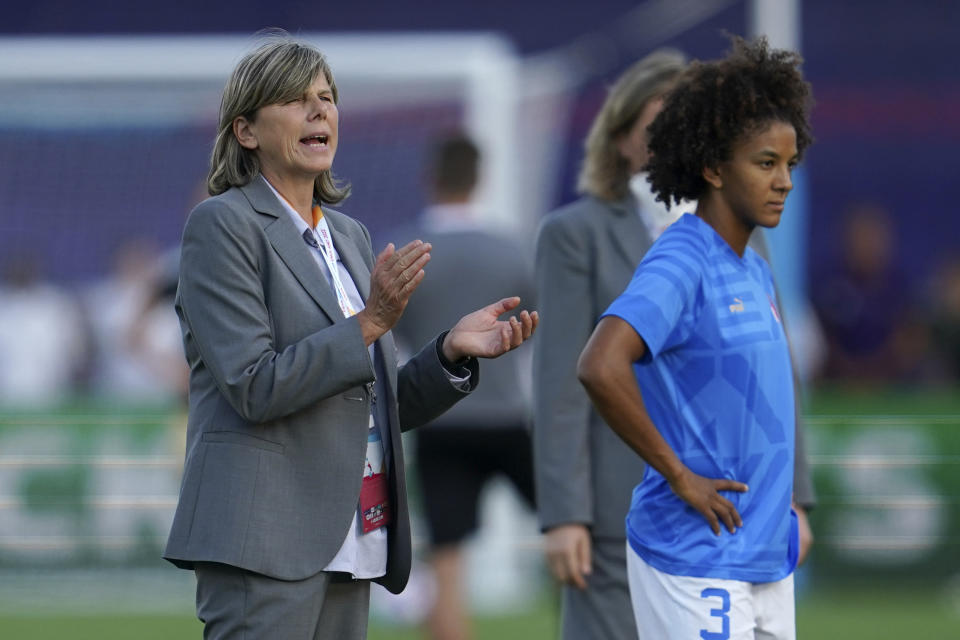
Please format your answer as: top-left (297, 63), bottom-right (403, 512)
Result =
top-left (0, 33), bottom-right (524, 283)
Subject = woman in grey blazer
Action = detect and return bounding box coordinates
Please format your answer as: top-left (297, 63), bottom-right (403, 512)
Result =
top-left (164, 36), bottom-right (537, 640)
top-left (533, 50), bottom-right (815, 639)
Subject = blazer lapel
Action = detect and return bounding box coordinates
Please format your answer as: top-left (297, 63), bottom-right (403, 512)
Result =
top-left (240, 178), bottom-right (344, 323)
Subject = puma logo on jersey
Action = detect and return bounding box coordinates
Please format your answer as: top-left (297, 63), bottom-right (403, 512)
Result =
top-left (728, 297), bottom-right (745, 313)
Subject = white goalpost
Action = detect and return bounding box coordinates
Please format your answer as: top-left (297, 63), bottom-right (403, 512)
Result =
top-left (0, 33), bottom-right (524, 235)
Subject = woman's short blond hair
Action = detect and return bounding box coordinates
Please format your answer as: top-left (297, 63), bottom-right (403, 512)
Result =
top-left (207, 35), bottom-right (350, 204)
top-left (577, 49), bottom-right (686, 202)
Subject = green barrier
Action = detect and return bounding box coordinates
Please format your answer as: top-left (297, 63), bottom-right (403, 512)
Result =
top-left (0, 405), bottom-right (185, 568)
top-left (805, 388), bottom-right (960, 587)
top-left (1, 391), bottom-right (959, 588)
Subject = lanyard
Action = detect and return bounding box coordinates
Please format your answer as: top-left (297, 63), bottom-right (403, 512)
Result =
top-left (309, 205), bottom-right (356, 319)
top-left (311, 208), bottom-right (389, 533)
top-left (265, 181), bottom-right (357, 318)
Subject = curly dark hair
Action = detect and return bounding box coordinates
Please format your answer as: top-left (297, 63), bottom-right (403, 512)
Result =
top-left (645, 35), bottom-right (813, 209)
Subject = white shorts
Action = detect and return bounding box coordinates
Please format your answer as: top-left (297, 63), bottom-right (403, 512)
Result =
top-left (626, 542), bottom-right (795, 640)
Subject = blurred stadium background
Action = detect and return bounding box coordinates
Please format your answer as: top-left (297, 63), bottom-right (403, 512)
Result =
top-left (1, 1), bottom-right (958, 638)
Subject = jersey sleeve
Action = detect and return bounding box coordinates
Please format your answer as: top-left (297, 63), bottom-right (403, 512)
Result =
top-left (601, 229), bottom-right (702, 359)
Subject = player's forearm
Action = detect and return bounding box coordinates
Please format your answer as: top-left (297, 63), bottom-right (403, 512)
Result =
top-left (577, 351), bottom-right (686, 485)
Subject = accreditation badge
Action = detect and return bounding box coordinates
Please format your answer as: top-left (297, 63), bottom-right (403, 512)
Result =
top-left (360, 415), bottom-right (390, 533)
top-left (360, 472), bottom-right (391, 533)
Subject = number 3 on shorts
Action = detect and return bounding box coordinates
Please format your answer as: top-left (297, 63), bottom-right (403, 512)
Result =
top-left (699, 587), bottom-right (730, 640)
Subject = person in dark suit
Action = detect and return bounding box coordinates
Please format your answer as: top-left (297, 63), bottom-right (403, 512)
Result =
top-left (163, 36), bottom-right (537, 640)
top-left (532, 49), bottom-right (815, 639)
top-left (392, 133), bottom-right (537, 640)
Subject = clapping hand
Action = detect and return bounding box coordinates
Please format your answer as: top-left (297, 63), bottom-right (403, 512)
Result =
top-left (357, 240), bottom-right (432, 345)
top-left (443, 297), bottom-right (539, 361)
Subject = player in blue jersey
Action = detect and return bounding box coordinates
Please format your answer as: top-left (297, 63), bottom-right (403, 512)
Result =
top-left (577, 36), bottom-right (812, 640)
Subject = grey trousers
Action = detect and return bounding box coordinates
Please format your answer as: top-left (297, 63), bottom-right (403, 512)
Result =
top-left (560, 537), bottom-right (638, 640)
top-left (195, 563), bottom-right (371, 640)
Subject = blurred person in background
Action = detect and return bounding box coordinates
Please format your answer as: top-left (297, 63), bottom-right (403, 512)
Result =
top-left (391, 133), bottom-right (537, 640)
top-left (82, 238), bottom-right (174, 403)
top-left (126, 246), bottom-right (192, 467)
top-left (163, 36), bottom-right (537, 640)
top-left (126, 247), bottom-right (189, 403)
top-left (578, 36), bottom-right (812, 640)
top-left (812, 203), bottom-right (927, 384)
top-left (927, 256), bottom-right (960, 381)
top-left (0, 252), bottom-right (86, 405)
top-left (533, 47), bottom-right (815, 639)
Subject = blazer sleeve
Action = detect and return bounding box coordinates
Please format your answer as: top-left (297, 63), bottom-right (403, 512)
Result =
top-left (396, 334), bottom-right (479, 433)
top-left (793, 399), bottom-right (817, 509)
top-left (177, 199), bottom-right (375, 423)
top-left (532, 213), bottom-right (596, 531)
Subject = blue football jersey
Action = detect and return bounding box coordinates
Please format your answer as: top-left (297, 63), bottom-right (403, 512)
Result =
top-left (603, 214), bottom-right (798, 583)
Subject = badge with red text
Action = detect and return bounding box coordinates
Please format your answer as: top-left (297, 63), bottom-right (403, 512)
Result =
top-left (360, 472), bottom-right (391, 533)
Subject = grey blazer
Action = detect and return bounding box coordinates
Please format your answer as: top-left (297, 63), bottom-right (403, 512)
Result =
top-left (533, 195), bottom-right (814, 540)
top-left (163, 176), bottom-right (477, 594)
